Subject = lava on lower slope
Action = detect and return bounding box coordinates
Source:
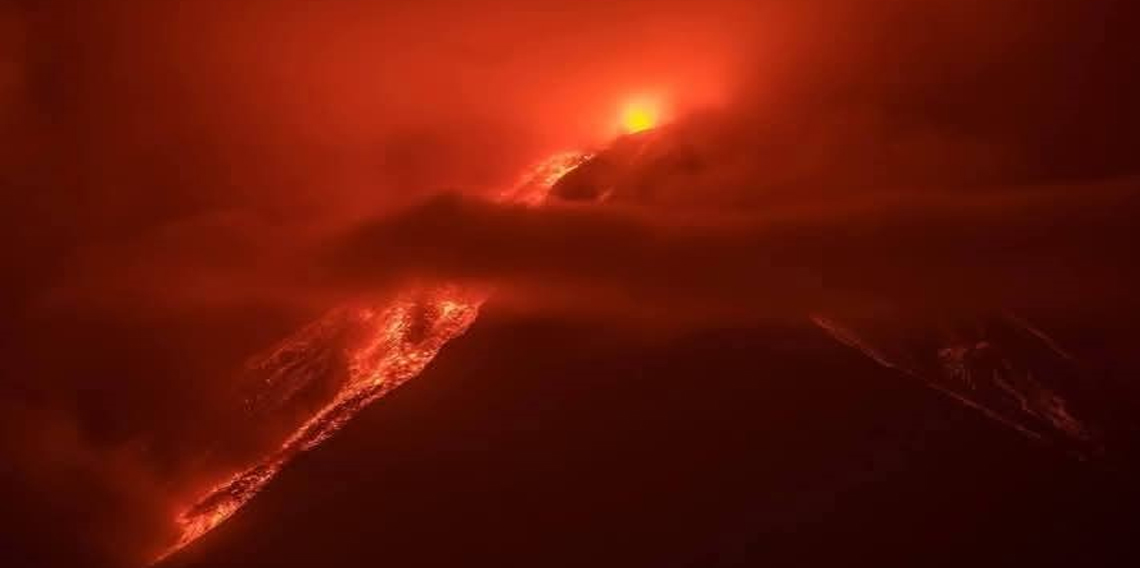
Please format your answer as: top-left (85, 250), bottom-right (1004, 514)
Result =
top-left (153, 151), bottom-right (589, 564)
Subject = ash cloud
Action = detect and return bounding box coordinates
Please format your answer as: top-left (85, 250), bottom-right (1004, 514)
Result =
top-left (321, 0), bottom-right (1140, 326)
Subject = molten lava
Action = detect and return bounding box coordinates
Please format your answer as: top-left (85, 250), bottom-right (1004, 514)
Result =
top-left (154, 151), bottom-right (589, 564)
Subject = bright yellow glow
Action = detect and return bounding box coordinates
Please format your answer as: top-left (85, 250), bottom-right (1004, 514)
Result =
top-left (622, 101), bottom-right (659, 133)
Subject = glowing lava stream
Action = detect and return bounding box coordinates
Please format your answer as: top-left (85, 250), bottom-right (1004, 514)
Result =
top-left (154, 151), bottom-right (589, 564)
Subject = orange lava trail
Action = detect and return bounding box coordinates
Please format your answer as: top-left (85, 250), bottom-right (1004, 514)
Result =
top-left (154, 151), bottom-right (588, 564)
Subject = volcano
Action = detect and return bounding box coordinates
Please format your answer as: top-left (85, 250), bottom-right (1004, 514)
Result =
top-left (157, 127), bottom-right (1140, 567)
top-left (9, 4), bottom-right (1140, 568)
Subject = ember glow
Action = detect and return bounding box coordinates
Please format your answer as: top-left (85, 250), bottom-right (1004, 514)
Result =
top-left (153, 151), bottom-right (587, 564)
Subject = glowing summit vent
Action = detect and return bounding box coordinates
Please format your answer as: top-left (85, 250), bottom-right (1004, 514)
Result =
top-left (621, 99), bottom-right (660, 134)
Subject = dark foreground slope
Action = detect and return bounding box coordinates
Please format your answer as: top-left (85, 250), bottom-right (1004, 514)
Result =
top-left (172, 309), bottom-right (1139, 568)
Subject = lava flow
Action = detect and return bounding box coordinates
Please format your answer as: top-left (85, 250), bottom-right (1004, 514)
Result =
top-left (154, 151), bottom-right (589, 564)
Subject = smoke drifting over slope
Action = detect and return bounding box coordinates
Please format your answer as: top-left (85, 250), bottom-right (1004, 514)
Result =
top-left (325, 176), bottom-right (1140, 325)
top-left (3, 1), bottom-right (1140, 566)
